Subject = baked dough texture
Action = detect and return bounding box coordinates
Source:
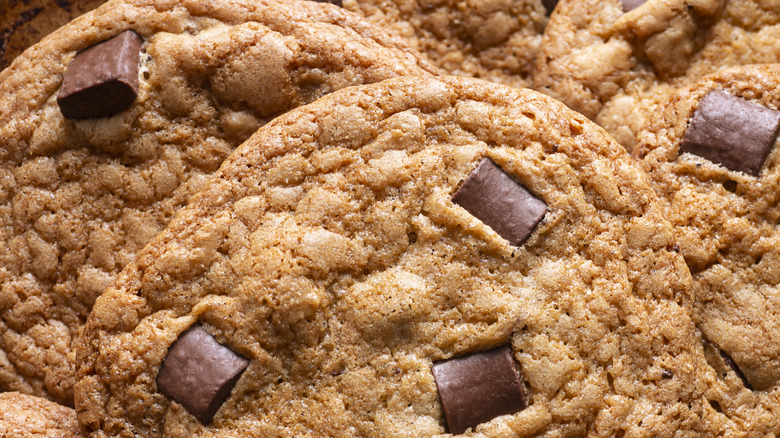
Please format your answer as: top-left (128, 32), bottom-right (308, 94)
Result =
top-left (637, 64), bottom-right (780, 435)
top-left (0, 0), bottom-right (437, 406)
top-left (0, 392), bottom-right (80, 438)
top-left (341, 0), bottom-right (549, 88)
top-left (76, 76), bottom-right (721, 437)
top-left (534, 0), bottom-right (780, 151)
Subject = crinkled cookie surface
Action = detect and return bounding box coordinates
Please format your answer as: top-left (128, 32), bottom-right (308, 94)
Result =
top-left (76, 76), bottom-right (723, 437)
top-left (0, 0), bottom-right (437, 406)
top-left (637, 64), bottom-right (780, 435)
top-left (341, 0), bottom-right (551, 88)
top-left (0, 392), bottom-right (80, 438)
top-left (534, 0), bottom-right (780, 151)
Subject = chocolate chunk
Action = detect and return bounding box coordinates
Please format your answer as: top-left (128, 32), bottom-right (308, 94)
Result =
top-left (452, 158), bottom-right (547, 246)
top-left (681, 90), bottom-right (780, 177)
top-left (542, 0), bottom-right (558, 15)
top-left (432, 345), bottom-right (527, 434)
top-left (57, 30), bottom-right (142, 119)
top-left (622, 0), bottom-right (647, 12)
top-left (313, 0), bottom-right (342, 7)
top-left (156, 324), bottom-right (249, 424)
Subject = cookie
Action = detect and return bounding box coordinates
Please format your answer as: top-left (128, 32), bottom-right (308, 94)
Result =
top-left (0, 0), bottom-right (438, 406)
top-left (0, 392), bottom-right (79, 438)
top-left (533, 0), bottom-right (780, 152)
top-left (636, 63), bottom-right (780, 434)
top-left (76, 76), bottom-right (716, 437)
top-left (0, 0), bottom-right (106, 71)
top-left (340, 0), bottom-right (552, 88)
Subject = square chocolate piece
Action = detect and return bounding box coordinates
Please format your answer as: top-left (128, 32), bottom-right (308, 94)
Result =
top-left (681, 90), bottom-right (780, 177)
top-left (452, 158), bottom-right (547, 246)
top-left (57, 30), bottom-right (143, 119)
top-left (432, 345), bottom-right (527, 434)
top-left (156, 324), bottom-right (249, 424)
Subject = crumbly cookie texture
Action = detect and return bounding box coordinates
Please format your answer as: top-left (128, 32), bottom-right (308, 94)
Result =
top-left (0, 0), bottom-right (107, 71)
top-left (0, 392), bottom-right (80, 438)
top-left (0, 0), bottom-right (437, 406)
top-left (636, 64), bottom-right (780, 435)
top-left (533, 0), bottom-right (780, 152)
top-left (77, 76), bottom-right (720, 437)
top-left (341, 0), bottom-right (548, 88)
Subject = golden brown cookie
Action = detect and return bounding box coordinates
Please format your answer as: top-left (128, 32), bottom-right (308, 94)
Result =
top-left (0, 0), bottom-right (437, 406)
top-left (0, 0), bottom-right (106, 71)
top-left (76, 76), bottom-right (719, 437)
top-left (637, 64), bottom-right (780, 435)
top-left (533, 0), bottom-right (780, 152)
top-left (340, 0), bottom-right (553, 88)
top-left (0, 392), bottom-right (79, 438)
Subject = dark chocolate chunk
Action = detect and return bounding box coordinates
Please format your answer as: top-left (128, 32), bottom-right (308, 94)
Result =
top-left (57, 30), bottom-right (143, 119)
top-left (542, 0), bottom-right (558, 15)
top-left (452, 158), bottom-right (547, 246)
top-left (681, 90), bottom-right (780, 177)
top-left (432, 345), bottom-right (527, 434)
top-left (719, 349), bottom-right (753, 390)
top-left (156, 324), bottom-right (249, 424)
top-left (312, 0), bottom-right (342, 7)
top-left (622, 0), bottom-right (647, 12)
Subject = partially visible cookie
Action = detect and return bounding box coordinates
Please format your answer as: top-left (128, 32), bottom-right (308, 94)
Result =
top-left (533, 0), bottom-right (780, 151)
top-left (77, 76), bottom-right (720, 437)
top-left (0, 392), bottom-right (79, 438)
top-left (341, 0), bottom-right (552, 88)
top-left (0, 0), bottom-right (438, 406)
top-left (0, 0), bottom-right (106, 71)
top-left (637, 63), bottom-right (780, 434)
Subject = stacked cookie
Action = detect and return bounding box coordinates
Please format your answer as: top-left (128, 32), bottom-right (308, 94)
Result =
top-left (0, 0), bottom-right (441, 406)
top-left (2, 0), bottom-right (780, 436)
top-left (74, 75), bottom-right (709, 437)
top-left (534, 0), bottom-right (780, 151)
top-left (635, 65), bottom-right (780, 435)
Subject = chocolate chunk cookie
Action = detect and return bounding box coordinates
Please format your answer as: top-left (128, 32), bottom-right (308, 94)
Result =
top-left (637, 64), bottom-right (780, 435)
top-left (533, 0), bottom-right (780, 152)
top-left (0, 0), bottom-right (438, 406)
top-left (341, 0), bottom-right (551, 88)
top-left (77, 76), bottom-right (716, 437)
top-left (0, 0), bottom-right (106, 71)
top-left (0, 392), bottom-right (79, 438)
